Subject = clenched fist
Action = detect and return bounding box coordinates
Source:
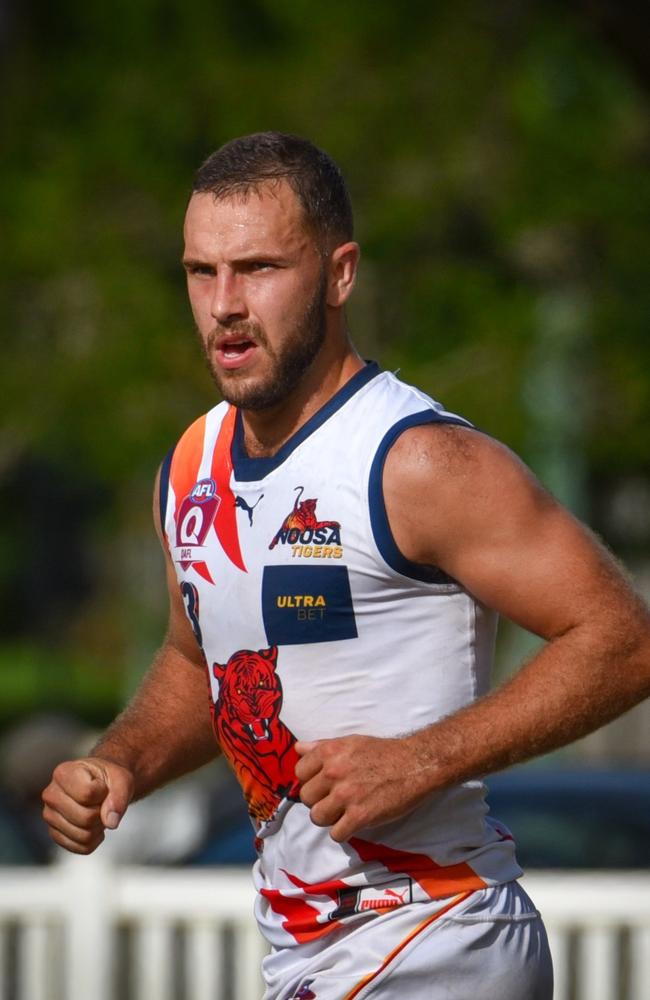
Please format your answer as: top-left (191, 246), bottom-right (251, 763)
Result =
top-left (41, 757), bottom-right (134, 855)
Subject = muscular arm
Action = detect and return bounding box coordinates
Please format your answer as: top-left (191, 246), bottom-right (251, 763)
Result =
top-left (390, 426), bottom-right (650, 775)
top-left (297, 425), bottom-right (650, 841)
top-left (42, 469), bottom-right (219, 854)
top-left (93, 472), bottom-right (218, 794)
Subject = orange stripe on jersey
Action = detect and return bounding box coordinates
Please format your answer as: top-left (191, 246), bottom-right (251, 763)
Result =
top-left (349, 838), bottom-right (487, 899)
top-left (342, 891), bottom-right (473, 1000)
top-left (210, 406), bottom-right (246, 572)
top-left (169, 414), bottom-right (208, 517)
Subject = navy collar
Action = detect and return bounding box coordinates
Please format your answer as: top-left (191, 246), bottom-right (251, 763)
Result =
top-left (232, 361), bottom-right (381, 481)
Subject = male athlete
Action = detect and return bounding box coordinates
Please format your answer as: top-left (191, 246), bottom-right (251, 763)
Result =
top-left (43, 133), bottom-right (650, 999)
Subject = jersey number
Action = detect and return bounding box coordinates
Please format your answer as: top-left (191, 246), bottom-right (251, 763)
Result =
top-left (181, 581), bottom-right (203, 648)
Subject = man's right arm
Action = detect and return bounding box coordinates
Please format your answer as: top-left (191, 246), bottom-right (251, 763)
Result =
top-left (41, 468), bottom-right (220, 855)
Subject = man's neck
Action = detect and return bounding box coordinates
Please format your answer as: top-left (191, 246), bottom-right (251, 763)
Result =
top-left (240, 348), bottom-right (365, 459)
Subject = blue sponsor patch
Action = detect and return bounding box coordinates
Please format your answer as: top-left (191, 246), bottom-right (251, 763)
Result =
top-left (262, 565), bottom-right (357, 645)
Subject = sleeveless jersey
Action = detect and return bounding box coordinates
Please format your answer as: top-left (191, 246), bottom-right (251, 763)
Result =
top-left (160, 362), bottom-right (521, 952)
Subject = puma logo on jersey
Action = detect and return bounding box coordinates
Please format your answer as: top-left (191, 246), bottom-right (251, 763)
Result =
top-left (329, 878), bottom-right (413, 921)
top-left (235, 493), bottom-right (263, 526)
top-left (269, 486), bottom-right (342, 551)
top-left (383, 887), bottom-right (409, 904)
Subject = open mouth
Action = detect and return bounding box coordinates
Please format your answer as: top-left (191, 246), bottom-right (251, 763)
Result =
top-left (216, 336), bottom-right (257, 369)
top-left (222, 339), bottom-right (254, 358)
top-left (246, 718), bottom-right (271, 741)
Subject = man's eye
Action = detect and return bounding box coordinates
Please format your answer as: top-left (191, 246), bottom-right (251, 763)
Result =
top-left (186, 264), bottom-right (214, 277)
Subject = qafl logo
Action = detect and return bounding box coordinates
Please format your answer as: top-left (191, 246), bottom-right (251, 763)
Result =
top-left (174, 479), bottom-right (221, 572)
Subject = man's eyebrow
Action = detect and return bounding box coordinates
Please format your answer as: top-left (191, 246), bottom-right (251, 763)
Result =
top-left (182, 257), bottom-right (211, 269)
top-left (231, 249), bottom-right (289, 262)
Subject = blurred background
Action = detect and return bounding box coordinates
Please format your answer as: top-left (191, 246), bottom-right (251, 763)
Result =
top-left (1, 0), bottom-right (650, 875)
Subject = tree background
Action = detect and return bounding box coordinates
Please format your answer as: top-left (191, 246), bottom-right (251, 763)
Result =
top-left (1, 0), bottom-right (649, 757)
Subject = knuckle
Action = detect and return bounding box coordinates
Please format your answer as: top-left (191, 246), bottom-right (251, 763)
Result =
top-left (86, 831), bottom-right (104, 851)
top-left (41, 786), bottom-right (55, 808)
top-left (41, 804), bottom-right (56, 826)
top-left (310, 804), bottom-right (328, 827)
top-left (52, 760), bottom-right (77, 783)
top-left (347, 803), bottom-right (364, 825)
top-left (336, 781), bottom-right (354, 802)
top-left (48, 829), bottom-right (68, 848)
top-left (80, 784), bottom-right (105, 807)
top-left (322, 762), bottom-right (340, 782)
top-left (327, 786), bottom-right (345, 809)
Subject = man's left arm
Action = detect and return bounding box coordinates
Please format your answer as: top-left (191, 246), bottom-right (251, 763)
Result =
top-left (296, 425), bottom-right (650, 841)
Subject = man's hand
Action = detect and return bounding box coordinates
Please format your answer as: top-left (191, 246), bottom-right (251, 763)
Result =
top-left (41, 757), bottom-right (134, 855)
top-left (295, 735), bottom-right (430, 843)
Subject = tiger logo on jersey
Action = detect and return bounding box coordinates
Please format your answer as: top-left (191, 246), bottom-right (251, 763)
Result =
top-left (212, 646), bottom-right (300, 822)
top-left (269, 486), bottom-right (342, 558)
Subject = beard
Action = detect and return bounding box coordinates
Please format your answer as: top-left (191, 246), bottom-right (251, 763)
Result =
top-left (198, 271), bottom-right (328, 411)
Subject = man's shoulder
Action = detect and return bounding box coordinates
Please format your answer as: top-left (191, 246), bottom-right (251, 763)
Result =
top-left (382, 418), bottom-right (553, 573)
top-left (384, 420), bottom-right (531, 495)
top-left (387, 420), bottom-right (484, 470)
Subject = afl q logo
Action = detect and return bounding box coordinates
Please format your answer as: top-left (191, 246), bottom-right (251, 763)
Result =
top-left (175, 480), bottom-right (221, 565)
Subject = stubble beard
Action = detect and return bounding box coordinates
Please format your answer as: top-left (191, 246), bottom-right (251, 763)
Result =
top-left (198, 272), bottom-right (328, 411)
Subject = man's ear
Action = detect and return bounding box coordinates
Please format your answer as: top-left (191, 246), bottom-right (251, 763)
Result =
top-left (326, 241), bottom-right (360, 308)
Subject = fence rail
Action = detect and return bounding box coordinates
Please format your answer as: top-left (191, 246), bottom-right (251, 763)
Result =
top-left (0, 857), bottom-right (648, 1000)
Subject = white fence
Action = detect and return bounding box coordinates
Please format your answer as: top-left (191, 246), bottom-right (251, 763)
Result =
top-left (0, 857), bottom-right (649, 1000)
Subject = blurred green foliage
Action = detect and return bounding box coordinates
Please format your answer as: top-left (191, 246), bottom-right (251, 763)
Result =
top-left (1, 1), bottom-right (649, 723)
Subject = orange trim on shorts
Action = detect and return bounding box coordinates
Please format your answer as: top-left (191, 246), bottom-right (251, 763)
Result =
top-left (341, 891), bottom-right (474, 1000)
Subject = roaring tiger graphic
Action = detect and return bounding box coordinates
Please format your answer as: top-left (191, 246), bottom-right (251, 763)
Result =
top-left (212, 646), bottom-right (301, 822)
top-left (269, 486), bottom-right (341, 549)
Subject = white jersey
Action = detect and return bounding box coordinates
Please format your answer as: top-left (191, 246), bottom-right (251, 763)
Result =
top-left (160, 362), bottom-right (521, 954)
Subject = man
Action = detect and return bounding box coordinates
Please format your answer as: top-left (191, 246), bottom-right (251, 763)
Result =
top-left (43, 132), bottom-right (650, 999)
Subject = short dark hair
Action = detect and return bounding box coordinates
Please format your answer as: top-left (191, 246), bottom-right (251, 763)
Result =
top-left (192, 132), bottom-right (353, 247)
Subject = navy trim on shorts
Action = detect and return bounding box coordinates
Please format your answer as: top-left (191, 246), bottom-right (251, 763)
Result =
top-left (158, 445), bottom-right (175, 530)
top-left (232, 361), bottom-right (381, 482)
top-left (368, 409), bottom-right (473, 584)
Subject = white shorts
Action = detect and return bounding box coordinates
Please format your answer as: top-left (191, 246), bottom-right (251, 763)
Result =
top-left (262, 881), bottom-right (553, 1000)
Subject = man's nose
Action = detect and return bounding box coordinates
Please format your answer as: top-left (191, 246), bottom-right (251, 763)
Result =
top-left (210, 269), bottom-right (247, 324)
